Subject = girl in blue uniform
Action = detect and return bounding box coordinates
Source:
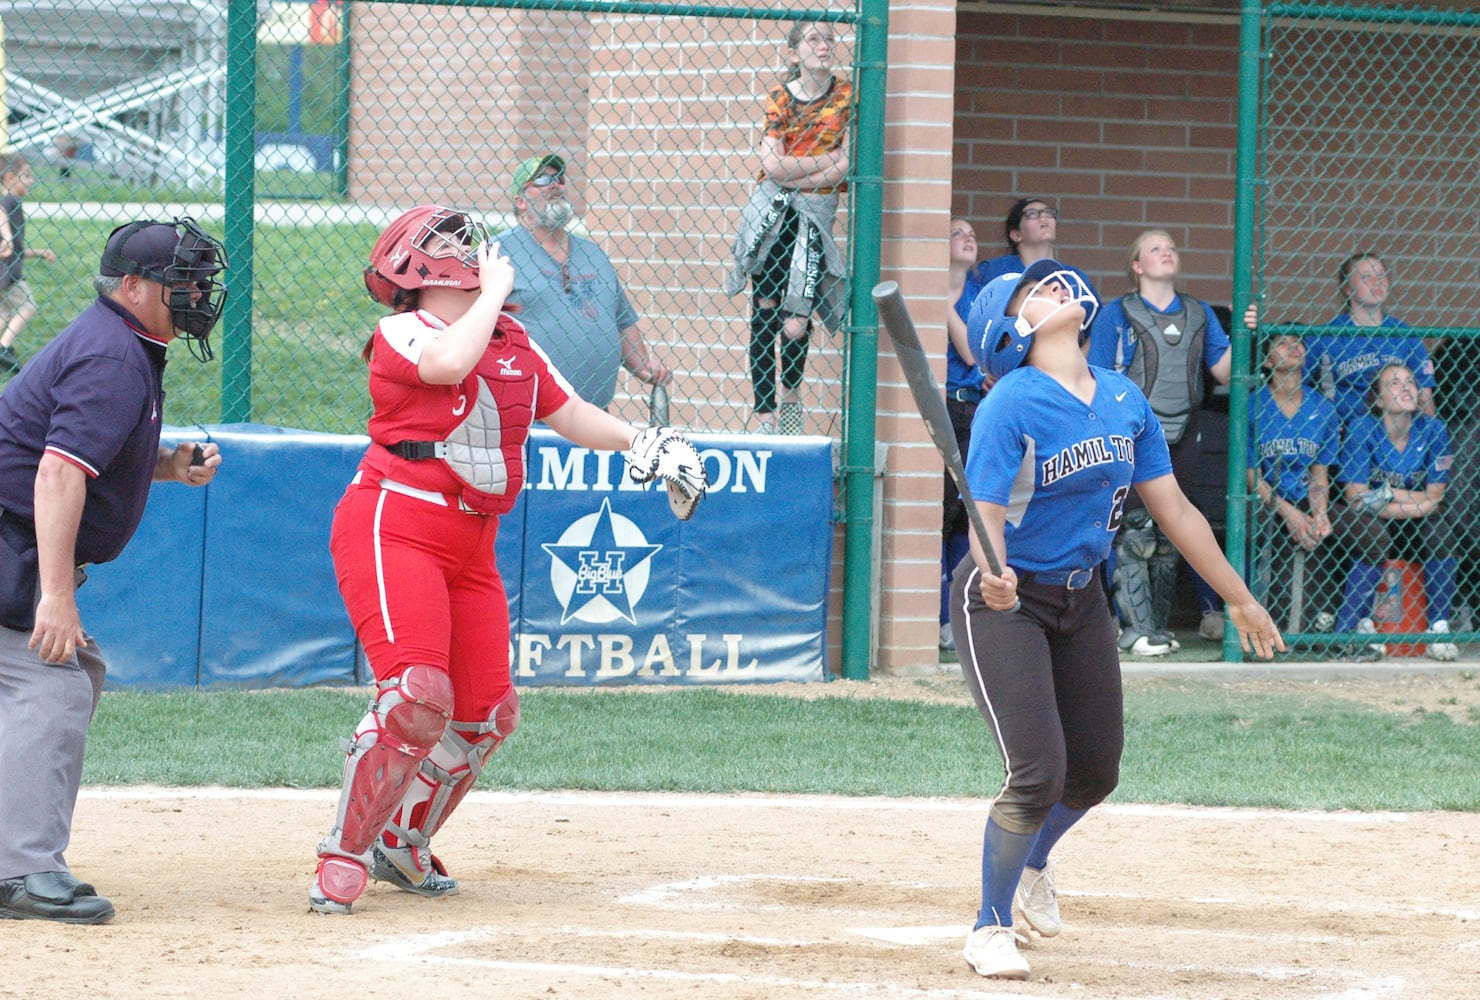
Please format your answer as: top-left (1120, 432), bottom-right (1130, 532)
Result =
top-left (952, 260), bottom-right (1283, 980)
top-left (1330, 363), bottom-right (1457, 660)
top-left (1305, 252), bottom-right (1435, 428)
top-left (1249, 334), bottom-right (1340, 631)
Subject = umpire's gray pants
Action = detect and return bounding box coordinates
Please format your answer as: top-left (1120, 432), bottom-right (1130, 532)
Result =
top-left (0, 626), bottom-right (105, 880)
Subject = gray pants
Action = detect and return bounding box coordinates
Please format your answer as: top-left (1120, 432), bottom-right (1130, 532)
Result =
top-left (0, 626), bottom-right (106, 880)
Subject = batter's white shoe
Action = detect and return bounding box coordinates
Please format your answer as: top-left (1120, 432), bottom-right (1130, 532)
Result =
top-left (1427, 620), bottom-right (1458, 661)
top-left (962, 924), bottom-right (1029, 979)
top-left (1014, 864), bottom-right (1061, 937)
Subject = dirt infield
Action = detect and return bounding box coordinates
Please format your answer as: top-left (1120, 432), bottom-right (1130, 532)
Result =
top-left (6, 672), bottom-right (1478, 999)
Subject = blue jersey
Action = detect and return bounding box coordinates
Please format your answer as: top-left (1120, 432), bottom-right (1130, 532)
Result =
top-left (1305, 315), bottom-right (1435, 429)
top-left (965, 366), bottom-right (1172, 573)
top-left (1086, 294), bottom-right (1230, 372)
top-left (945, 265), bottom-right (989, 394)
top-left (1337, 414), bottom-right (1451, 491)
top-left (1248, 386), bottom-right (1339, 504)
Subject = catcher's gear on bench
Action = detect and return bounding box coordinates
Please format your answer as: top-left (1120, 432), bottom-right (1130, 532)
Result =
top-left (374, 689), bottom-right (521, 896)
top-left (624, 426), bottom-right (709, 520)
top-left (312, 665), bottom-right (454, 913)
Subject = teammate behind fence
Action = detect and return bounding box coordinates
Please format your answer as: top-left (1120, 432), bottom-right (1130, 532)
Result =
top-left (952, 260), bottom-right (1282, 979)
top-left (309, 206), bottom-right (706, 915)
top-left (1307, 252), bottom-right (1436, 428)
top-left (0, 217), bottom-right (226, 924)
top-left (940, 217), bottom-right (988, 653)
top-left (1249, 331), bottom-right (1339, 634)
top-left (1088, 230), bottom-right (1235, 654)
top-left (1329, 363), bottom-right (1457, 661)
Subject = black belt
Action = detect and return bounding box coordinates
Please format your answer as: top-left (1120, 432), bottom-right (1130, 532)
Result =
top-left (386, 440), bottom-right (448, 460)
top-left (1018, 566), bottom-right (1099, 590)
top-left (948, 387), bottom-right (983, 404)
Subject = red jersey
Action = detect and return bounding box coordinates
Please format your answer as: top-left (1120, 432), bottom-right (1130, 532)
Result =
top-left (356, 309), bottom-right (572, 514)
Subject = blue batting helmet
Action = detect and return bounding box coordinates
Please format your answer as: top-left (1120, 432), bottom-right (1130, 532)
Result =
top-left (968, 259), bottom-right (1097, 379)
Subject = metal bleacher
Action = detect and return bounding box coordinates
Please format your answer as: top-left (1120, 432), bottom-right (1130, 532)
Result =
top-left (2, 0), bottom-right (226, 188)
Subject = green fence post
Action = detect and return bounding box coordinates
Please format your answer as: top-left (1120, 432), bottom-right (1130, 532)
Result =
top-left (223, 0), bottom-right (256, 423)
top-left (1224, 0), bottom-right (1263, 663)
top-left (839, 0), bottom-right (887, 680)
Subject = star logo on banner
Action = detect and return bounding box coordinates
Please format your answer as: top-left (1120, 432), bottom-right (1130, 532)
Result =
top-left (542, 498), bottom-right (662, 625)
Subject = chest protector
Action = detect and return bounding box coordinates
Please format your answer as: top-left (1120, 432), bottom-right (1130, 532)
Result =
top-left (430, 323), bottom-right (542, 514)
top-left (1121, 294), bottom-right (1206, 444)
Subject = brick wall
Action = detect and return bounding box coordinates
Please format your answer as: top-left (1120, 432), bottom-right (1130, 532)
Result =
top-left (867, 0), bottom-right (961, 674)
top-left (953, 11), bottom-right (1242, 306)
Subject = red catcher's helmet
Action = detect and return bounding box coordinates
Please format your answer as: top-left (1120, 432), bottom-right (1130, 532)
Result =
top-left (363, 205), bottom-right (490, 307)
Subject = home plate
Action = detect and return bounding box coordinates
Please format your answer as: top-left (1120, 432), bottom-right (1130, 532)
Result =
top-left (850, 925), bottom-right (965, 945)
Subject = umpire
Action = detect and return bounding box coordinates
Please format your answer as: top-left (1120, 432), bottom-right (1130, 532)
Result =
top-left (0, 218), bottom-right (227, 924)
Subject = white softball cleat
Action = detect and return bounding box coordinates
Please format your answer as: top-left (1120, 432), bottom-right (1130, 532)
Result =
top-left (962, 923), bottom-right (1030, 979)
top-left (1014, 864), bottom-right (1061, 937)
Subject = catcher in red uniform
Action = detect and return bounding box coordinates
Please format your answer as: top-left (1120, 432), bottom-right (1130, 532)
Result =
top-left (310, 206), bottom-right (706, 914)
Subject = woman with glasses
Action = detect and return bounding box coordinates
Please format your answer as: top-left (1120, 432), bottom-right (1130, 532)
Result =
top-left (1329, 362), bottom-right (1458, 661)
top-left (969, 197), bottom-right (1099, 308)
top-left (726, 23), bottom-right (851, 435)
top-left (1307, 252), bottom-right (1436, 430)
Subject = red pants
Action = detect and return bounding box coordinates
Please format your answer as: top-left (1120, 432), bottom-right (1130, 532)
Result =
top-left (330, 481), bottom-right (512, 721)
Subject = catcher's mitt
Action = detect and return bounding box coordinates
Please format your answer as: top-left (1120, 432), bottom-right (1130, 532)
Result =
top-left (624, 426), bottom-right (708, 520)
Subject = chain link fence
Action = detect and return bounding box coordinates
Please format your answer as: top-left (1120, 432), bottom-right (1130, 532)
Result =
top-left (1243, 0), bottom-right (1480, 660)
top-left (1, 0), bottom-right (857, 437)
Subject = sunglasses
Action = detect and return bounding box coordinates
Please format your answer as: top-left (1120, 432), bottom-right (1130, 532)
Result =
top-left (527, 171), bottom-right (565, 189)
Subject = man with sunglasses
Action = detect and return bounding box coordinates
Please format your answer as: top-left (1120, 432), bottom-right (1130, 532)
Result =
top-left (497, 153), bottom-right (670, 411)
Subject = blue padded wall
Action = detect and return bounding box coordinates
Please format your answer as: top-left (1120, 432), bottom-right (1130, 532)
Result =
top-left (77, 428), bottom-right (206, 688)
top-left (195, 424), bottom-right (368, 688)
top-left (83, 425), bottom-right (832, 689)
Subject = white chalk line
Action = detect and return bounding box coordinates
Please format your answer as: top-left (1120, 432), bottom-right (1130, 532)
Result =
top-left (352, 923), bottom-right (1397, 999)
top-left (353, 927), bottom-right (1177, 1000)
top-left (78, 785), bottom-right (1426, 825)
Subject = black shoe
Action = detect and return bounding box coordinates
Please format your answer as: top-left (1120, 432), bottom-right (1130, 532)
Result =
top-left (0, 871), bottom-right (115, 924)
top-left (0, 347), bottom-right (19, 376)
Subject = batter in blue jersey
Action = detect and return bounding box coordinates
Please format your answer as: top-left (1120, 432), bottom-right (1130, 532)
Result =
top-left (949, 260), bottom-right (1282, 982)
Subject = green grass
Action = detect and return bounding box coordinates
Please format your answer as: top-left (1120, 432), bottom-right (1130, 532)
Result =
top-left (14, 216), bottom-right (382, 433)
top-left (82, 683), bottom-right (1480, 812)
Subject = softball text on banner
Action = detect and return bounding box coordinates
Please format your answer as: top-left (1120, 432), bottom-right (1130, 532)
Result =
top-left (78, 425), bottom-right (832, 688)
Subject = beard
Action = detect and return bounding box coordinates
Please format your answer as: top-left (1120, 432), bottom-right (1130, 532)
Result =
top-left (533, 196), bottom-right (574, 231)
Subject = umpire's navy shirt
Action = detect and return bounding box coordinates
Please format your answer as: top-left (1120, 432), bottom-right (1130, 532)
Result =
top-left (0, 296), bottom-right (167, 564)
